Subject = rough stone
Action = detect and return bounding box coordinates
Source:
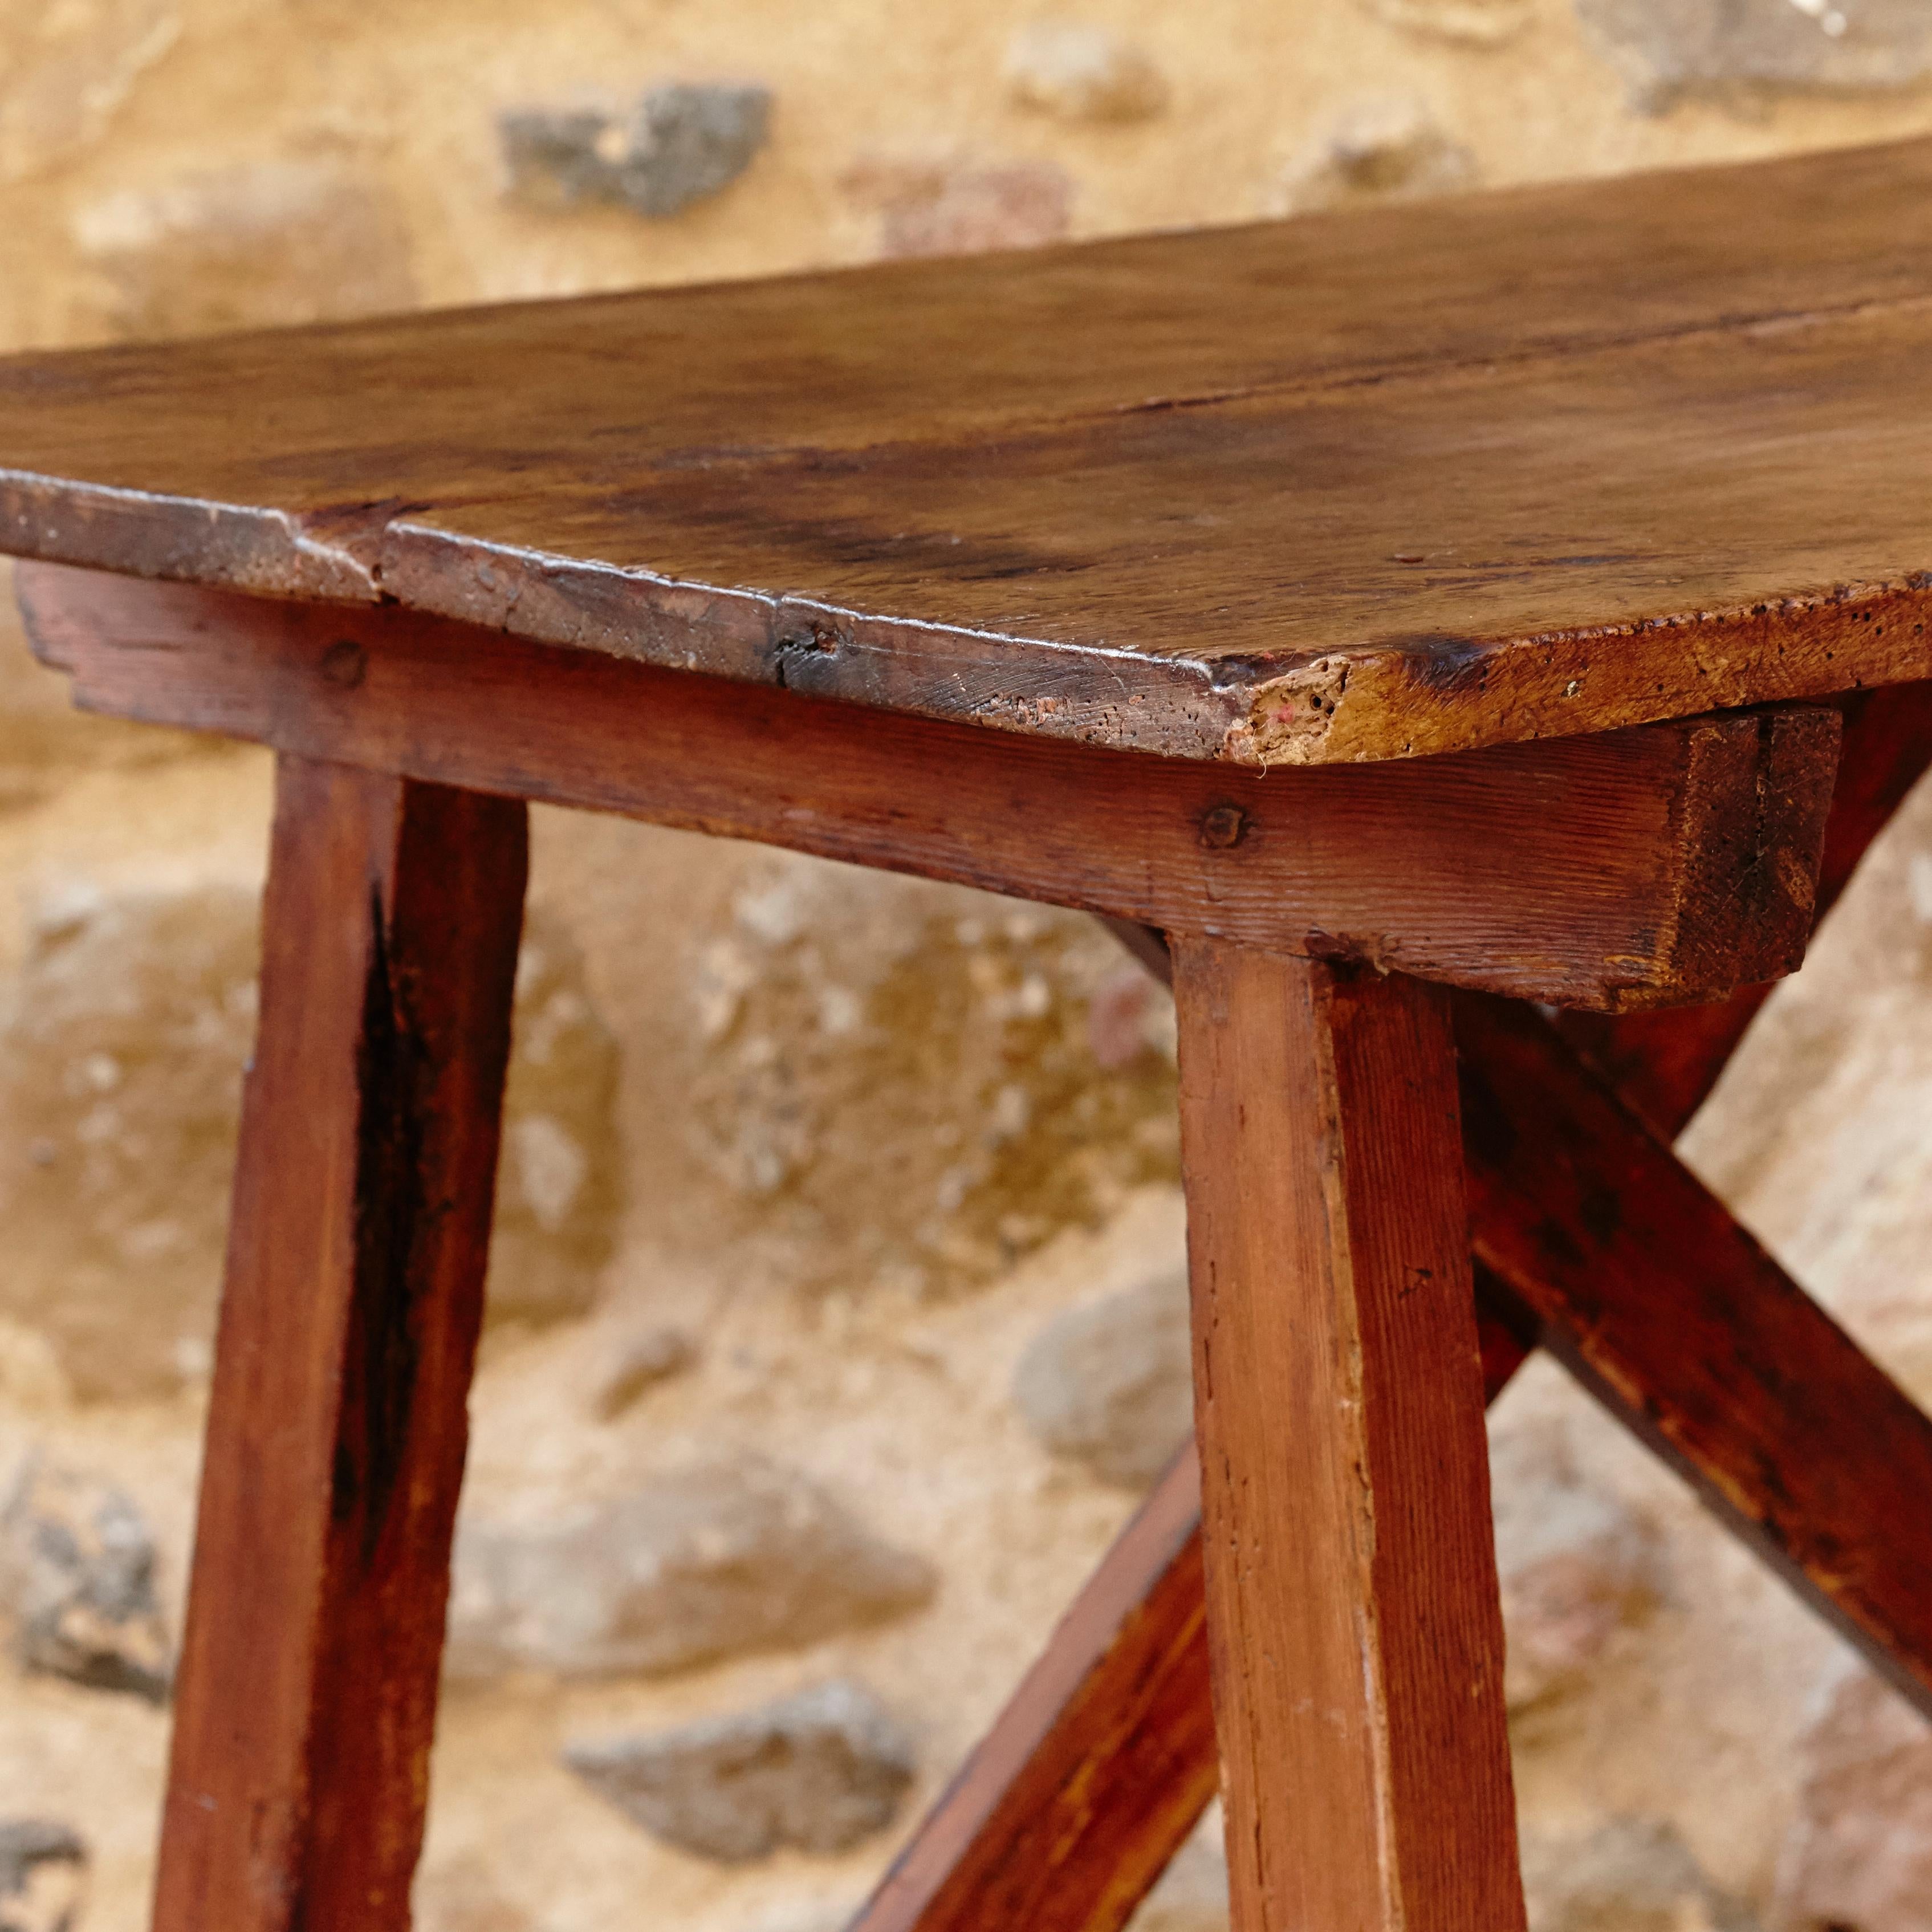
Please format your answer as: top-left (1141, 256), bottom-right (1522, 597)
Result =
top-left (445, 1455), bottom-right (935, 1679)
top-left (1575, 0), bottom-right (1932, 111)
top-left (1520, 1817), bottom-right (1757, 1932)
top-left (0, 0), bottom-right (178, 184)
top-left (563, 1678), bottom-right (915, 1862)
top-left (591, 1326), bottom-right (698, 1421)
top-left (1774, 1663), bottom-right (1932, 1932)
top-left (661, 861), bottom-right (1176, 1297)
top-left (1275, 97), bottom-right (1475, 216)
top-left (501, 84), bottom-right (772, 218)
top-left (1358, 0), bottom-right (1535, 44)
top-left (72, 161), bottom-right (417, 339)
top-left (0, 1821), bottom-right (87, 1932)
top-left (0, 887), bottom-right (621, 1400)
top-left (1005, 22), bottom-right (1170, 123)
top-left (0, 1457), bottom-right (170, 1703)
top-left (1489, 1418), bottom-right (1664, 1710)
top-left (1012, 1264), bottom-right (1192, 1489)
top-left (844, 157), bottom-right (1073, 258)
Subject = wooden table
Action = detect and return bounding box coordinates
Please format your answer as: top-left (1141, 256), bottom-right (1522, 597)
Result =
top-left (9, 131), bottom-right (1932, 1932)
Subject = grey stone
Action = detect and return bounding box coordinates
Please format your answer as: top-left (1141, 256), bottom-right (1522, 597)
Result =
top-left (0, 1457), bottom-right (170, 1703)
top-left (1489, 1419), bottom-right (1664, 1710)
top-left (0, 1821), bottom-right (87, 1932)
top-left (1575, 0), bottom-right (1932, 111)
top-left (446, 1455), bottom-right (935, 1679)
top-left (1520, 1817), bottom-right (1757, 1932)
top-left (501, 84), bottom-right (771, 218)
top-left (564, 1678), bottom-right (915, 1862)
top-left (1275, 97), bottom-right (1475, 217)
top-left (592, 1326), bottom-right (698, 1420)
top-left (1012, 1265), bottom-right (1193, 1490)
top-left (1774, 1662), bottom-right (1932, 1932)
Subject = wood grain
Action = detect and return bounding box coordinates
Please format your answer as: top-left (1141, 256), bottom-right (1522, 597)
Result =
top-left (1458, 990), bottom-right (1932, 1721)
top-left (1173, 943), bottom-right (1523, 1932)
top-left (7, 138), bottom-right (1932, 762)
top-left (17, 564), bottom-right (1840, 1011)
top-left (854, 1315), bottom-right (1533, 1932)
top-left (1560, 677), bottom-right (1932, 1133)
top-left (154, 758), bottom-right (526, 1932)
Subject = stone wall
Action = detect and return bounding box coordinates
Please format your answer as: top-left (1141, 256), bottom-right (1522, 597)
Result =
top-left (4, 3), bottom-right (1932, 1930)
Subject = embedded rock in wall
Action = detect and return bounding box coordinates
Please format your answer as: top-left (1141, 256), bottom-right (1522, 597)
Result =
top-left (0, 0), bottom-right (178, 184)
top-left (589, 1325), bottom-right (697, 1421)
top-left (662, 860), bottom-right (1177, 1298)
top-left (1357, 0), bottom-right (1535, 46)
top-left (1575, 0), bottom-right (1932, 110)
top-left (445, 1455), bottom-right (936, 1679)
top-left (563, 1678), bottom-right (916, 1862)
top-left (1520, 1817), bottom-right (1758, 1932)
top-left (501, 84), bottom-right (772, 217)
top-left (0, 1820), bottom-right (87, 1932)
top-left (1274, 97), bottom-right (1475, 215)
top-left (1005, 22), bottom-right (1170, 123)
top-left (1774, 1663), bottom-right (1932, 1932)
top-left (0, 887), bottom-right (620, 1400)
top-left (1012, 1264), bottom-right (1193, 1489)
top-left (72, 161), bottom-right (417, 339)
top-left (843, 157), bottom-right (1073, 259)
top-left (0, 1457), bottom-right (170, 1703)
top-left (1489, 1418), bottom-right (1664, 1709)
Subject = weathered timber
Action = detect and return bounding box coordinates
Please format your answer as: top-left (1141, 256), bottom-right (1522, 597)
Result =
top-left (852, 1314), bottom-right (1532, 1932)
top-left (8, 141), bottom-right (1932, 760)
top-left (1457, 990), bottom-right (1932, 1721)
top-left (154, 759), bottom-right (526, 1932)
top-left (16, 565), bottom-right (1840, 1011)
top-left (1561, 677), bottom-right (1932, 1133)
top-left (1172, 944), bottom-right (1524, 1932)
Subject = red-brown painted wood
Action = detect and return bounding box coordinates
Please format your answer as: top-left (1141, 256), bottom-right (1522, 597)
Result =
top-left (17, 564), bottom-right (1840, 1012)
top-left (153, 758), bottom-right (527, 1932)
top-left (1173, 943), bottom-right (1524, 1932)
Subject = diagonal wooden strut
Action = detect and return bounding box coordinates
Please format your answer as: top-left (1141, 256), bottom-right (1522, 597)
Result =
top-left (855, 683), bottom-right (1932, 1932)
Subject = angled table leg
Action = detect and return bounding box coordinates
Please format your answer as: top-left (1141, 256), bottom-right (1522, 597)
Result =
top-left (154, 756), bottom-right (528, 1932)
top-left (1172, 940), bottom-right (1524, 1932)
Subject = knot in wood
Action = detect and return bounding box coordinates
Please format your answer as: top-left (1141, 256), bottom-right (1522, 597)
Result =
top-left (1197, 804), bottom-right (1248, 851)
top-left (319, 640), bottom-right (368, 690)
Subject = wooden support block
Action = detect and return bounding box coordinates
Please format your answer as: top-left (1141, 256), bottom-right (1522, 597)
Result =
top-left (1559, 677), bottom-right (1932, 1132)
top-left (154, 758), bottom-right (527, 1932)
top-left (17, 563), bottom-right (1841, 1012)
top-left (1171, 941), bottom-right (1523, 1932)
top-left (853, 1311), bottom-right (1532, 1932)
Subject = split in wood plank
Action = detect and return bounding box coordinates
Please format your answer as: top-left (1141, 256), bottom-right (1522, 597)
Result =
top-left (154, 759), bottom-right (526, 1932)
top-left (17, 566), bottom-right (1840, 1011)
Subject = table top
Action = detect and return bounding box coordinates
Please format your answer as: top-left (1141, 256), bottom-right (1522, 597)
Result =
top-left (5, 136), bottom-right (1932, 766)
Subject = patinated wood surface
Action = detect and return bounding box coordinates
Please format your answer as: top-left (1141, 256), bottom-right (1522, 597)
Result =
top-left (17, 566), bottom-right (1839, 1011)
top-left (6, 140), bottom-right (1932, 761)
top-left (154, 759), bottom-right (526, 1932)
top-left (855, 1317), bottom-right (1534, 1932)
top-left (1458, 991), bottom-right (1932, 1719)
top-left (1173, 944), bottom-right (1524, 1932)
top-left (1561, 678), bottom-right (1932, 1132)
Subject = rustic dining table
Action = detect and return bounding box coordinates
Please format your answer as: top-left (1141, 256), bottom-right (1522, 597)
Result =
top-left (8, 129), bottom-right (1932, 1932)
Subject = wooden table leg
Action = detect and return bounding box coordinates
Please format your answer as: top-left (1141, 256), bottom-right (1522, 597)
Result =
top-left (154, 756), bottom-right (527, 1932)
top-left (1172, 941), bottom-right (1524, 1932)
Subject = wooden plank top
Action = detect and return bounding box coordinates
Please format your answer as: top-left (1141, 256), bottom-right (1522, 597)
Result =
top-left (6, 135), bottom-right (1932, 766)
